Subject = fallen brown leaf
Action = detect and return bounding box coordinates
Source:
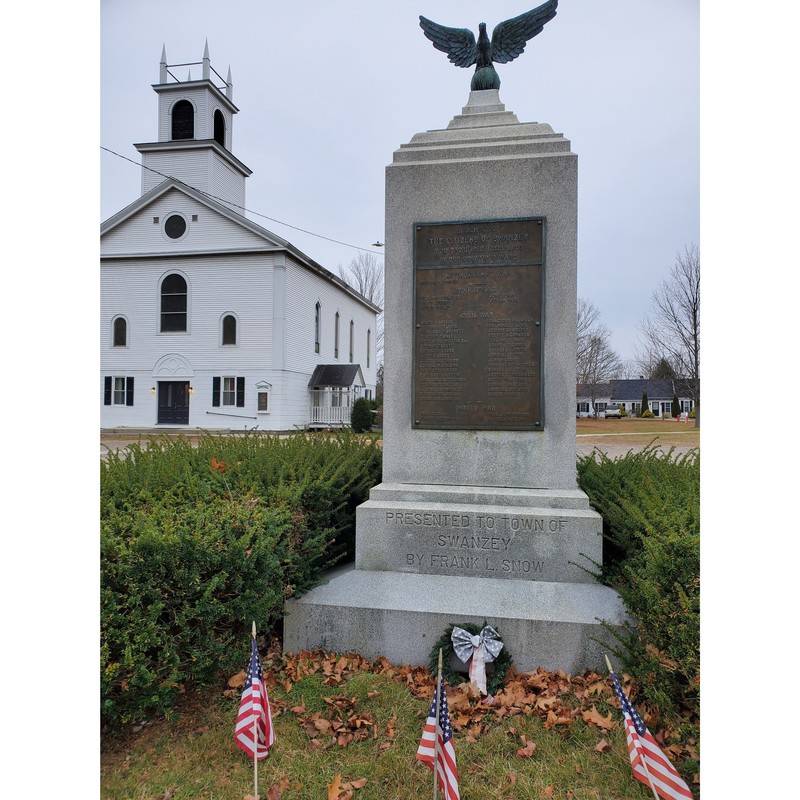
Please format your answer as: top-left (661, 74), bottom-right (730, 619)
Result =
top-left (350, 778), bottom-right (368, 789)
top-left (516, 739), bottom-right (537, 758)
top-left (161, 790), bottom-right (175, 800)
top-left (507, 770), bottom-right (518, 786)
top-left (582, 706), bottom-right (615, 731)
top-left (327, 774), bottom-right (343, 800)
top-left (266, 775), bottom-right (290, 800)
top-left (594, 737), bottom-right (611, 753)
top-left (542, 786), bottom-right (554, 798)
top-left (227, 671), bottom-right (246, 689)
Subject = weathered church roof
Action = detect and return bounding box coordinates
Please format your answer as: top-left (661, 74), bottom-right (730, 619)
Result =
top-left (308, 364), bottom-right (364, 388)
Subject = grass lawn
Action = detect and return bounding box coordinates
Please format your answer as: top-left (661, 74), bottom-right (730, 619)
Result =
top-left (102, 655), bottom-right (693, 800)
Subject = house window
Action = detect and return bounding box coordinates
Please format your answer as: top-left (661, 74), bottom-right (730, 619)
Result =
top-left (595, 402), bottom-right (607, 412)
top-left (661, 401), bottom-right (672, 416)
top-left (160, 274), bottom-right (187, 332)
top-left (349, 320), bottom-right (354, 363)
top-left (257, 390), bottom-right (269, 412)
top-left (213, 109), bottom-right (225, 147)
top-left (314, 302), bottom-right (320, 353)
top-left (222, 376), bottom-right (236, 406)
top-left (222, 314), bottom-right (237, 345)
top-left (334, 312), bottom-right (340, 359)
top-left (171, 99), bottom-right (194, 140)
top-left (112, 317), bottom-right (127, 347)
top-left (367, 329), bottom-right (371, 368)
top-left (577, 402), bottom-right (589, 414)
top-left (631, 402), bottom-right (641, 414)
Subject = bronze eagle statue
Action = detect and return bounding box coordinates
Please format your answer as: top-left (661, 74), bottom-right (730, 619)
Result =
top-left (419, 1), bottom-right (559, 91)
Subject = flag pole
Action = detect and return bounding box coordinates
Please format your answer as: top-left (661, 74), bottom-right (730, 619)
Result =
top-left (604, 654), bottom-right (659, 800)
top-left (252, 620), bottom-right (259, 800)
top-left (433, 648), bottom-right (442, 800)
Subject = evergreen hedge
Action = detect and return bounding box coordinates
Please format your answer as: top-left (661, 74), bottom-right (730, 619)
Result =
top-left (101, 433), bottom-right (381, 729)
top-left (578, 446), bottom-right (699, 724)
top-left (350, 397), bottom-right (373, 433)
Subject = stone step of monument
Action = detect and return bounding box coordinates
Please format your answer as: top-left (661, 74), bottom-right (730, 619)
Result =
top-left (369, 483), bottom-right (593, 509)
top-left (283, 566), bottom-right (628, 673)
top-left (355, 499), bottom-right (602, 585)
top-left (393, 137), bottom-right (570, 163)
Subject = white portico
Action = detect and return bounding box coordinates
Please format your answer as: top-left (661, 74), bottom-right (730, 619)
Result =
top-left (101, 43), bottom-right (379, 430)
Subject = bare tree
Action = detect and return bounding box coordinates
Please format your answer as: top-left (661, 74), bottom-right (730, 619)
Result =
top-left (576, 299), bottom-right (622, 414)
top-left (576, 298), bottom-right (601, 380)
top-left (580, 332), bottom-right (622, 414)
top-left (338, 253), bottom-right (385, 365)
top-left (640, 245), bottom-right (700, 425)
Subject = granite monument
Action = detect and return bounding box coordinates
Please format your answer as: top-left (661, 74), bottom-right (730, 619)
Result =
top-left (284, 10), bottom-right (627, 672)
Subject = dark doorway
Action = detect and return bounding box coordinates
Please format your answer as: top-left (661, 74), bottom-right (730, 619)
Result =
top-left (157, 381), bottom-right (190, 424)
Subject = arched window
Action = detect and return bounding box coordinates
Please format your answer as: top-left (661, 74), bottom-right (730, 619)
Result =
top-left (314, 302), bottom-right (321, 353)
top-left (112, 316), bottom-right (127, 347)
top-left (213, 110), bottom-right (225, 147)
top-left (366, 329), bottom-right (371, 368)
top-left (334, 312), bottom-right (340, 359)
top-left (349, 320), bottom-right (354, 363)
top-left (171, 100), bottom-right (194, 140)
top-left (222, 314), bottom-right (237, 345)
top-left (160, 274), bottom-right (187, 332)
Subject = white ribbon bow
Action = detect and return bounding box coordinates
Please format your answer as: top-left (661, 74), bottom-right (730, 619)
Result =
top-left (451, 625), bottom-right (504, 695)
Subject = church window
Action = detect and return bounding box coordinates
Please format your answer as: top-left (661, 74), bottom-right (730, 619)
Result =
top-left (349, 320), bottom-right (354, 363)
top-left (334, 312), bottom-right (340, 358)
top-left (213, 109), bottom-right (226, 147)
top-left (366, 329), bottom-right (371, 368)
top-left (222, 314), bottom-right (237, 345)
top-left (222, 376), bottom-right (236, 406)
top-left (160, 273), bottom-right (187, 332)
top-left (164, 214), bottom-right (187, 239)
top-left (314, 302), bottom-right (321, 353)
top-left (112, 316), bottom-right (127, 347)
top-left (171, 100), bottom-right (194, 140)
top-left (257, 390), bottom-right (269, 412)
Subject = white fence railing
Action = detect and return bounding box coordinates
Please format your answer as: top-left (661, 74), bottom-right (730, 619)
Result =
top-left (309, 388), bottom-right (358, 426)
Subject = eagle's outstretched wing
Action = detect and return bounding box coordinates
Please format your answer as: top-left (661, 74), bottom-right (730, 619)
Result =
top-left (491, 0), bottom-right (559, 64)
top-left (419, 16), bottom-right (477, 68)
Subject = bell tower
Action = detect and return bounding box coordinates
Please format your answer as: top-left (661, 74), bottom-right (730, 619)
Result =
top-left (134, 41), bottom-right (252, 209)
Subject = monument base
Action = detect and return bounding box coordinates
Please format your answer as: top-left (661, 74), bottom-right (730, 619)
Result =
top-left (283, 565), bottom-right (628, 673)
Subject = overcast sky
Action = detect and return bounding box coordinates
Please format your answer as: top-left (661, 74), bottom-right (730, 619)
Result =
top-left (101, 0), bottom-right (698, 361)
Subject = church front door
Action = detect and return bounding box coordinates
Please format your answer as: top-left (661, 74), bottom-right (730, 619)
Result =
top-left (157, 381), bottom-right (190, 425)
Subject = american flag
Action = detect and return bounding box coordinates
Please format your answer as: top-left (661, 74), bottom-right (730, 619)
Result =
top-left (234, 637), bottom-right (275, 760)
top-left (610, 671), bottom-right (693, 800)
top-left (416, 678), bottom-right (460, 800)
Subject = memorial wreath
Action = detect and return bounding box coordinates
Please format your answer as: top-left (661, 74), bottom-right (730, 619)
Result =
top-left (428, 621), bottom-right (513, 695)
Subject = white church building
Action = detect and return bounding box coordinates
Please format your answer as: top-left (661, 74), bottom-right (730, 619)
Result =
top-left (101, 44), bottom-right (379, 430)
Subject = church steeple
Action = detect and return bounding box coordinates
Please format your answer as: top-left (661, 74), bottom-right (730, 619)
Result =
top-left (133, 42), bottom-right (252, 209)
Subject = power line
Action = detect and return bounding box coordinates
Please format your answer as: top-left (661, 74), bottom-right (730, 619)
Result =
top-left (100, 145), bottom-right (384, 257)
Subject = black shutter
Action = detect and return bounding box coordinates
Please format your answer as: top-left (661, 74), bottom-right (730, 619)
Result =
top-left (236, 376), bottom-right (245, 407)
top-left (212, 376), bottom-right (220, 407)
top-left (126, 377), bottom-right (134, 406)
top-left (104, 376), bottom-right (112, 405)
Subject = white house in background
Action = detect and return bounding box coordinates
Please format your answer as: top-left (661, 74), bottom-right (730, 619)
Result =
top-left (101, 44), bottom-right (379, 430)
top-left (576, 379), bottom-right (696, 418)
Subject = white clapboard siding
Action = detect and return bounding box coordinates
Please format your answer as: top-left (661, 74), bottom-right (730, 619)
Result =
top-left (208, 154), bottom-right (245, 209)
top-left (283, 257), bottom-right (378, 392)
top-left (101, 188), bottom-right (264, 254)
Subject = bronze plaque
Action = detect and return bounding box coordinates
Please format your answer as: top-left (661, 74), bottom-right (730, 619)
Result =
top-left (413, 218), bottom-right (544, 431)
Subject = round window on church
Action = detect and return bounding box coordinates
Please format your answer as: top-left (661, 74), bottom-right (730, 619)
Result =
top-left (164, 214), bottom-right (187, 239)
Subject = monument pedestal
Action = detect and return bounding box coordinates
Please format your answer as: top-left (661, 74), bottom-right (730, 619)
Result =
top-left (284, 91), bottom-right (628, 671)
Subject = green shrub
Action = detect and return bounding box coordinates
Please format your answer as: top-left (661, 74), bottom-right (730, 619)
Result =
top-left (101, 432), bottom-right (381, 729)
top-left (641, 408), bottom-right (654, 418)
top-left (578, 446), bottom-right (699, 723)
top-left (618, 405), bottom-right (628, 417)
top-left (640, 391), bottom-right (649, 416)
top-left (672, 395), bottom-right (681, 418)
top-left (350, 397), bottom-right (373, 433)
top-left (689, 408), bottom-right (696, 419)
